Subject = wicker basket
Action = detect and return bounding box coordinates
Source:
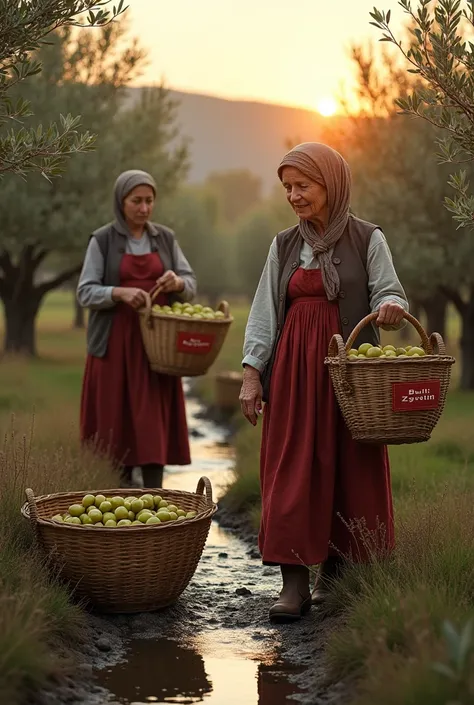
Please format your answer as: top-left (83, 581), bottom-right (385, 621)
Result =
top-left (325, 312), bottom-right (455, 445)
top-left (215, 371), bottom-right (243, 411)
top-left (138, 286), bottom-right (233, 377)
top-left (21, 477), bottom-right (217, 614)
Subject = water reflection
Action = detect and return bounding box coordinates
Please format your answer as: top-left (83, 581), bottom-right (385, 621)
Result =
top-left (98, 644), bottom-right (302, 705)
top-left (164, 395), bottom-right (235, 504)
top-left (98, 638), bottom-right (212, 703)
top-left (257, 663), bottom-right (304, 704)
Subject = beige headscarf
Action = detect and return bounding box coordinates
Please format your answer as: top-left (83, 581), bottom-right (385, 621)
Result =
top-left (277, 142), bottom-right (352, 301)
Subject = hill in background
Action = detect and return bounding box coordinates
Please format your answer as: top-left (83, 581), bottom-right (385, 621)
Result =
top-left (128, 87), bottom-right (339, 193)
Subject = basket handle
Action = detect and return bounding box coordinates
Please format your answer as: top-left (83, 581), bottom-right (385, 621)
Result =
top-left (429, 332), bottom-right (446, 355)
top-left (196, 476), bottom-right (213, 507)
top-left (140, 291), bottom-right (155, 329)
top-left (218, 301), bottom-right (230, 318)
top-left (25, 488), bottom-right (40, 540)
top-left (148, 281), bottom-right (164, 305)
top-left (327, 333), bottom-right (353, 394)
top-left (345, 311), bottom-right (434, 354)
top-left (141, 284), bottom-right (166, 328)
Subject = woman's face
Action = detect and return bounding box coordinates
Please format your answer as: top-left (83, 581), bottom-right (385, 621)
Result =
top-left (280, 166), bottom-right (328, 223)
top-left (123, 185), bottom-right (155, 228)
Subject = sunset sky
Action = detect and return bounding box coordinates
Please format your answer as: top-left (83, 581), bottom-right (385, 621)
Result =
top-left (127, 0), bottom-right (403, 113)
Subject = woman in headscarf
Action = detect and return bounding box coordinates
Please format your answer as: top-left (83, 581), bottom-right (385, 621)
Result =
top-left (239, 143), bottom-right (408, 622)
top-left (77, 170), bottom-right (196, 488)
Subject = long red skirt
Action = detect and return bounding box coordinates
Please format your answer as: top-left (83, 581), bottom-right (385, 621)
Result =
top-left (80, 252), bottom-right (191, 468)
top-left (259, 268), bottom-right (394, 566)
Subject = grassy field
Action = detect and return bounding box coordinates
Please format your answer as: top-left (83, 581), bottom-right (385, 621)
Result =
top-left (1, 291), bottom-right (473, 704)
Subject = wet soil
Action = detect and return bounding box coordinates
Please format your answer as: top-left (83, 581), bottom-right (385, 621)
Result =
top-left (32, 394), bottom-right (351, 705)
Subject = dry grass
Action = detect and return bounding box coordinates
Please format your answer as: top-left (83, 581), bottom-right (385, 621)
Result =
top-left (0, 294), bottom-right (117, 704)
top-left (324, 488), bottom-right (474, 704)
top-left (0, 418), bottom-right (117, 704)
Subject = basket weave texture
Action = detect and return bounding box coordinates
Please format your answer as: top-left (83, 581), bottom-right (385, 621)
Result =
top-left (324, 312), bottom-right (455, 445)
top-left (138, 286), bottom-right (233, 377)
top-left (21, 477), bottom-right (217, 614)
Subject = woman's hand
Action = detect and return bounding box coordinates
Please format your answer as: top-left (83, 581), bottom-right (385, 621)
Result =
top-left (113, 287), bottom-right (147, 309)
top-left (239, 366), bottom-right (263, 426)
top-left (376, 301), bottom-right (405, 327)
top-left (156, 270), bottom-right (185, 294)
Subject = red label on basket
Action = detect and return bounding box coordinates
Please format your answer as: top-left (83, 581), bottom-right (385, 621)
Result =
top-left (176, 332), bottom-right (215, 355)
top-left (392, 381), bottom-right (441, 412)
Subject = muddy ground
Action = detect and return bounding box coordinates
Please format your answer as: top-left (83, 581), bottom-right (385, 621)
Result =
top-left (33, 523), bottom-right (349, 705)
top-left (31, 396), bottom-right (352, 705)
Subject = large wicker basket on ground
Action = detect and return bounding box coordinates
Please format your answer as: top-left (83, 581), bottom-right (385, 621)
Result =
top-left (215, 370), bottom-right (243, 412)
top-left (325, 312), bottom-right (455, 445)
top-left (138, 287), bottom-right (233, 377)
top-left (21, 477), bottom-right (217, 614)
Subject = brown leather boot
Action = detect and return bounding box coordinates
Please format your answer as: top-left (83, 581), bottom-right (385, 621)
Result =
top-left (269, 565), bottom-right (311, 623)
top-left (311, 556), bottom-right (345, 605)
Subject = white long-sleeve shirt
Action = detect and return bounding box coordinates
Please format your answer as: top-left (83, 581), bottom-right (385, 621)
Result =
top-left (242, 228), bottom-right (409, 373)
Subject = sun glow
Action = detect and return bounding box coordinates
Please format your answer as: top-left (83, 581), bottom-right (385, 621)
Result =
top-left (316, 96), bottom-right (338, 117)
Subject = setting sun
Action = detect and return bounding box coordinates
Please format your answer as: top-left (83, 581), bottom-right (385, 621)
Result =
top-left (316, 96), bottom-right (338, 117)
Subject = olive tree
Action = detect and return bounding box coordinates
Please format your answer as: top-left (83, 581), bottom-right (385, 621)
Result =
top-left (369, 0), bottom-right (474, 387)
top-left (0, 0), bottom-right (129, 178)
top-left (0, 26), bottom-right (188, 355)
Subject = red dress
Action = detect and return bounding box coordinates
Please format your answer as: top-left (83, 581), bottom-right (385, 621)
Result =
top-left (80, 252), bottom-right (191, 467)
top-left (259, 268), bottom-right (394, 566)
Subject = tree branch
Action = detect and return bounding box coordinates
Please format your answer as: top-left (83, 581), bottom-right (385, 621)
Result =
top-left (0, 248), bottom-right (15, 277)
top-left (32, 248), bottom-right (50, 268)
top-left (37, 264), bottom-right (82, 297)
top-left (22, 243), bottom-right (37, 263)
top-left (439, 286), bottom-right (467, 315)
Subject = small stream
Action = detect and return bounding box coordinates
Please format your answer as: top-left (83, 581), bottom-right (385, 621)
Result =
top-left (92, 393), bottom-right (310, 705)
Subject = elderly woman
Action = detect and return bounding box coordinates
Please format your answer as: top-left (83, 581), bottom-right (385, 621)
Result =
top-left (240, 143), bottom-right (408, 622)
top-left (77, 170), bottom-right (196, 489)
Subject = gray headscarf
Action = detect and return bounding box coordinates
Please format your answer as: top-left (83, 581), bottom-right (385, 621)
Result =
top-left (113, 169), bottom-right (157, 236)
top-left (277, 142), bottom-right (351, 301)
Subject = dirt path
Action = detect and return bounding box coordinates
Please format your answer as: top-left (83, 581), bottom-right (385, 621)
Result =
top-left (33, 396), bottom-right (350, 705)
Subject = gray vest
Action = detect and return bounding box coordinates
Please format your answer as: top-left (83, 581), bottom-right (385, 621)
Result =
top-left (87, 222), bottom-right (178, 358)
top-left (261, 215), bottom-right (380, 401)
